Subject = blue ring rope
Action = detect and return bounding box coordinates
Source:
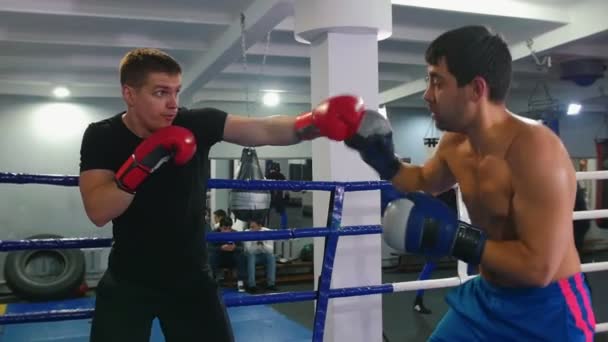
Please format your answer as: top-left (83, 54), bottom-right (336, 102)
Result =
top-left (205, 225), bottom-right (381, 242)
top-left (0, 226), bottom-right (381, 252)
top-left (0, 283), bottom-right (396, 325)
top-left (0, 237), bottom-right (113, 251)
top-left (0, 172), bottom-right (392, 191)
top-left (0, 172), bottom-right (390, 334)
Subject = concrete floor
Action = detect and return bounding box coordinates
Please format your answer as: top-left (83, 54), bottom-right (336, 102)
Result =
top-left (271, 267), bottom-right (608, 342)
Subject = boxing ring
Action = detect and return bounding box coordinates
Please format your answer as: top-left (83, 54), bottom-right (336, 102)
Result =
top-left (0, 171), bottom-right (607, 340)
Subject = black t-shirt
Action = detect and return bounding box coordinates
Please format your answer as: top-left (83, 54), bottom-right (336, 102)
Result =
top-left (79, 108), bottom-right (227, 288)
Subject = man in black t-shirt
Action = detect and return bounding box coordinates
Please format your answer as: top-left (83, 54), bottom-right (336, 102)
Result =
top-left (79, 48), bottom-right (368, 341)
top-left (266, 163), bottom-right (287, 228)
top-left (267, 163), bottom-right (286, 213)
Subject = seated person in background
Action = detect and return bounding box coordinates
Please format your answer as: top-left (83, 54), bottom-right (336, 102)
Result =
top-left (208, 217), bottom-right (246, 287)
top-left (204, 208), bottom-right (212, 233)
top-left (213, 209), bottom-right (228, 229)
top-left (244, 219), bottom-right (277, 293)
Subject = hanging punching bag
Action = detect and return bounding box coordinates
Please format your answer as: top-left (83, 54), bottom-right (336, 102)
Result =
top-left (230, 147), bottom-right (271, 223)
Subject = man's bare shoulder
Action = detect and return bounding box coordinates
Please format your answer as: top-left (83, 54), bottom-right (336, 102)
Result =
top-left (437, 132), bottom-right (467, 150)
top-left (507, 114), bottom-right (570, 170)
top-left (433, 132), bottom-right (468, 164)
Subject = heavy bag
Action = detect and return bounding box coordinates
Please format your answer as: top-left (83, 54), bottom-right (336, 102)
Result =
top-left (230, 147), bottom-right (271, 222)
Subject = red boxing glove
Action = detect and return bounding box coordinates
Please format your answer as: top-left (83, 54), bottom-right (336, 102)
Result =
top-left (115, 126), bottom-right (197, 193)
top-left (294, 95), bottom-right (365, 141)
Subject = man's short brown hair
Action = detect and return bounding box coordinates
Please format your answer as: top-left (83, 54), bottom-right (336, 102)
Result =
top-left (119, 48), bottom-right (182, 87)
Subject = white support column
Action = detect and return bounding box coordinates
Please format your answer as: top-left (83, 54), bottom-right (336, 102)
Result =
top-left (295, 1), bottom-right (392, 341)
top-left (210, 159), bottom-right (232, 218)
top-left (456, 186), bottom-right (475, 281)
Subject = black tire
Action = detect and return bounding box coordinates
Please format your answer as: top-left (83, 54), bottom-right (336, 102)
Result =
top-left (4, 234), bottom-right (85, 301)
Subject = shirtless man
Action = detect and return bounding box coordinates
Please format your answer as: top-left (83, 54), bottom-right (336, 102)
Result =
top-left (345, 26), bottom-right (596, 341)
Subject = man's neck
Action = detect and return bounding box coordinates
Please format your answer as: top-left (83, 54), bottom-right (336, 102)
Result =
top-left (122, 110), bottom-right (152, 138)
top-left (463, 104), bottom-right (510, 155)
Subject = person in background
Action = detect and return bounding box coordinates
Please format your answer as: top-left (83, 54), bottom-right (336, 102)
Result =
top-left (266, 163), bottom-right (288, 229)
top-left (208, 217), bottom-right (246, 289)
top-left (213, 209), bottom-right (228, 229)
top-left (244, 219), bottom-right (277, 293)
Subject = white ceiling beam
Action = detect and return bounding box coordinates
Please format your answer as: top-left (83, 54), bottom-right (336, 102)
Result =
top-left (275, 15), bottom-right (442, 43)
top-left (223, 64), bottom-right (309, 78)
top-left (390, 0), bottom-right (571, 23)
top-left (0, 0), bottom-right (234, 25)
top-left (512, 62), bottom-right (551, 75)
top-left (0, 78), bottom-right (314, 101)
top-left (248, 42), bottom-right (426, 65)
top-left (380, 79), bottom-right (427, 105)
top-left (248, 41), bottom-right (309, 58)
top-left (384, 95), bottom-right (427, 109)
top-left (180, 0), bottom-right (295, 105)
top-left (0, 55), bottom-right (117, 69)
top-left (222, 63), bottom-right (416, 82)
top-left (379, 50), bottom-right (425, 65)
top-left (204, 78), bottom-right (310, 93)
top-left (0, 79), bottom-right (119, 98)
top-left (390, 24), bottom-right (445, 43)
top-left (0, 69), bottom-right (117, 87)
top-left (551, 44), bottom-right (608, 59)
top-left (0, 33), bottom-right (208, 51)
top-left (275, 16), bottom-right (294, 31)
top-left (248, 44), bottom-right (429, 67)
top-left (191, 89), bottom-right (310, 104)
top-left (381, 0), bottom-right (608, 104)
top-left (509, 0), bottom-right (608, 60)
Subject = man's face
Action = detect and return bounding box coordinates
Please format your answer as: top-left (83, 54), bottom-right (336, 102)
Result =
top-left (422, 58), bottom-right (472, 133)
top-left (123, 71), bottom-right (181, 133)
top-left (250, 222), bottom-right (261, 230)
top-left (220, 225), bottom-right (232, 232)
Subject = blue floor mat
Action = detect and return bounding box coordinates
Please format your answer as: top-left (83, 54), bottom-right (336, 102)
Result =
top-left (0, 291), bottom-right (311, 342)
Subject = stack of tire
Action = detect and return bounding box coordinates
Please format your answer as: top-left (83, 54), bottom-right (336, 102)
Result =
top-left (3, 234), bottom-right (86, 301)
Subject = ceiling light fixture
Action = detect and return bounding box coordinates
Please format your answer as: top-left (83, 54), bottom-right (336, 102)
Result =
top-left (53, 86), bottom-right (71, 99)
top-left (262, 92), bottom-right (280, 107)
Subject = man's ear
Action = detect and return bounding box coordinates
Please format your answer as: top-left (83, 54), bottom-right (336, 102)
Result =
top-left (122, 85), bottom-right (135, 107)
top-left (469, 76), bottom-right (489, 102)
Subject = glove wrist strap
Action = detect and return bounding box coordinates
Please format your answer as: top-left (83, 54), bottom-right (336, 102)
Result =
top-left (294, 112), bottom-right (319, 141)
top-left (452, 222), bottom-right (487, 265)
top-left (381, 157), bottom-right (401, 181)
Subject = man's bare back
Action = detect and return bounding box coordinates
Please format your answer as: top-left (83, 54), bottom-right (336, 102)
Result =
top-left (438, 113), bottom-right (581, 286)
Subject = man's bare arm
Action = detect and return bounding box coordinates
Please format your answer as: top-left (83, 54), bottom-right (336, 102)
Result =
top-left (391, 134), bottom-right (457, 194)
top-left (481, 127), bottom-right (576, 286)
top-left (79, 170), bottom-right (134, 227)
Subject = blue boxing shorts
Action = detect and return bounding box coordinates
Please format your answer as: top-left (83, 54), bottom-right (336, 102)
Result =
top-left (429, 273), bottom-right (595, 341)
